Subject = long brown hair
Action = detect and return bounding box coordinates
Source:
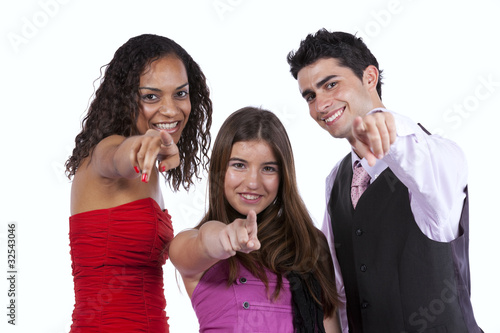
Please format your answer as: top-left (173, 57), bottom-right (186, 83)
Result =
top-left (198, 107), bottom-right (338, 317)
top-left (65, 34), bottom-right (212, 191)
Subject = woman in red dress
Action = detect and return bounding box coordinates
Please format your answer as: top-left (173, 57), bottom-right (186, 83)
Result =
top-left (65, 34), bottom-right (212, 332)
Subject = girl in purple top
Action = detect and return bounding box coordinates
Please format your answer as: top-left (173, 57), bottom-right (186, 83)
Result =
top-left (170, 107), bottom-right (340, 332)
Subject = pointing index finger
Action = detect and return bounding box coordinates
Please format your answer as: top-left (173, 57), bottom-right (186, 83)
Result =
top-left (245, 210), bottom-right (260, 250)
top-left (159, 130), bottom-right (174, 148)
top-left (246, 210), bottom-right (257, 228)
top-left (353, 116), bottom-right (367, 136)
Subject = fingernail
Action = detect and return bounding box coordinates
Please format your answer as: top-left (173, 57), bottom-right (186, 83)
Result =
top-left (161, 165), bottom-right (166, 172)
top-left (134, 166), bottom-right (140, 174)
top-left (141, 173), bottom-right (148, 183)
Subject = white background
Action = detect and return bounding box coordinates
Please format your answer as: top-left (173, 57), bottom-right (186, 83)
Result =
top-left (1, 0), bottom-right (499, 332)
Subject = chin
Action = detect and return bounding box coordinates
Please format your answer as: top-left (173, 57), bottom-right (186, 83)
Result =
top-left (236, 207), bottom-right (262, 217)
top-left (237, 208), bottom-right (251, 216)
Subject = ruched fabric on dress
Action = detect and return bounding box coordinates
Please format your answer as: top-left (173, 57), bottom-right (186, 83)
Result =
top-left (69, 198), bottom-right (173, 333)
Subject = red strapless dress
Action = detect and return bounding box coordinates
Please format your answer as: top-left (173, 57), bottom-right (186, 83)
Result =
top-left (69, 198), bottom-right (174, 332)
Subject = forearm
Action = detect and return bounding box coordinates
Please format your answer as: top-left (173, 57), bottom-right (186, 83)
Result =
top-left (382, 111), bottom-right (467, 238)
top-left (385, 131), bottom-right (467, 202)
top-left (169, 222), bottom-right (228, 279)
top-left (112, 135), bottom-right (145, 178)
top-left (93, 130), bottom-right (177, 181)
top-left (92, 135), bottom-right (140, 179)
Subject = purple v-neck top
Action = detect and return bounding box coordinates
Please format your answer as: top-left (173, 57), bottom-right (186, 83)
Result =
top-left (191, 260), bottom-right (294, 332)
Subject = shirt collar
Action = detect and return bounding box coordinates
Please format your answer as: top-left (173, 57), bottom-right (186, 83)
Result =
top-left (350, 150), bottom-right (388, 183)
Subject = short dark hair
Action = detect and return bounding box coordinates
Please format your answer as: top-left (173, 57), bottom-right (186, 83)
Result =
top-left (287, 29), bottom-right (383, 97)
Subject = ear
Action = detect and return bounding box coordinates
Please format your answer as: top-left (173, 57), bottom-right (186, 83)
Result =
top-left (362, 65), bottom-right (379, 91)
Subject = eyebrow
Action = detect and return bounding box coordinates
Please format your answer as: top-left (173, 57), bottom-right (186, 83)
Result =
top-left (138, 82), bottom-right (189, 91)
top-left (229, 157), bottom-right (279, 166)
top-left (301, 74), bottom-right (338, 98)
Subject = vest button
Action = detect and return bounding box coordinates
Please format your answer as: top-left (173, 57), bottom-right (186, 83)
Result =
top-left (361, 302), bottom-right (369, 309)
top-left (355, 228), bottom-right (363, 236)
top-left (360, 264), bottom-right (367, 272)
top-left (239, 277), bottom-right (247, 284)
top-left (243, 301), bottom-right (250, 309)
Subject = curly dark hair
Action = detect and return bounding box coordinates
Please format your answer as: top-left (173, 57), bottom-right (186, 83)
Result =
top-left (287, 29), bottom-right (383, 98)
top-left (65, 34), bottom-right (212, 191)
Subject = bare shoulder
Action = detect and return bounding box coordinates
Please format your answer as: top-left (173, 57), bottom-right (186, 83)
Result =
top-left (69, 148), bottom-right (155, 215)
top-left (70, 157), bottom-right (129, 214)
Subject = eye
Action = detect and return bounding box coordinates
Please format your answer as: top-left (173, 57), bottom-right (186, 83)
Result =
top-left (305, 93), bottom-right (316, 103)
top-left (263, 165), bottom-right (278, 173)
top-left (141, 93), bottom-right (159, 102)
top-left (176, 90), bottom-right (189, 98)
top-left (229, 162), bottom-right (245, 169)
top-left (326, 81), bottom-right (337, 89)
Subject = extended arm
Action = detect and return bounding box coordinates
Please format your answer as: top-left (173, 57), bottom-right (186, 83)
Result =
top-left (91, 129), bottom-right (179, 182)
top-left (352, 109), bottom-right (467, 241)
top-left (382, 111), bottom-right (467, 241)
top-left (169, 211), bottom-right (260, 297)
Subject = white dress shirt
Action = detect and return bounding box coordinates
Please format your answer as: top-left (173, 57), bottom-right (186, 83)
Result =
top-left (321, 109), bottom-right (468, 332)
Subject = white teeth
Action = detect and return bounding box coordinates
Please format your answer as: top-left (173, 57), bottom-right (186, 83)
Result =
top-left (242, 194), bottom-right (259, 200)
top-left (155, 122), bottom-right (178, 130)
top-left (324, 108), bottom-right (344, 123)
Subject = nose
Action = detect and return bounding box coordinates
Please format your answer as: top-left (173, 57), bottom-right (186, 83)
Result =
top-left (315, 92), bottom-right (334, 114)
top-left (159, 98), bottom-right (178, 116)
top-left (244, 168), bottom-right (259, 190)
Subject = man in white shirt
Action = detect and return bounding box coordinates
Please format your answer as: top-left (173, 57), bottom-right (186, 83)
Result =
top-left (287, 29), bottom-right (481, 333)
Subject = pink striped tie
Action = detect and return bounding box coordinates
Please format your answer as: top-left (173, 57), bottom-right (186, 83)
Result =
top-left (351, 162), bottom-right (371, 209)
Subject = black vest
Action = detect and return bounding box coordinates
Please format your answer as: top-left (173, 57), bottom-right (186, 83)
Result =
top-left (328, 154), bottom-right (481, 333)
